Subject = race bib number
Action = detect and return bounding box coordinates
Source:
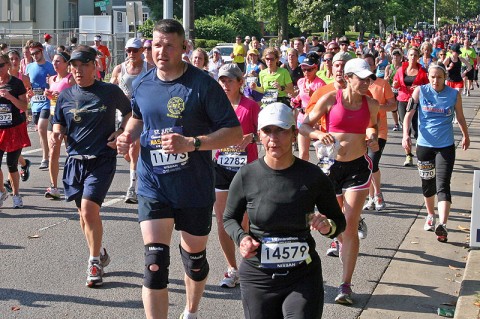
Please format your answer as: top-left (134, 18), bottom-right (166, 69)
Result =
top-left (261, 89), bottom-right (278, 106)
top-left (0, 103), bottom-right (13, 126)
top-left (31, 88), bottom-right (47, 102)
top-left (260, 237), bottom-right (310, 269)
top-left (217, 147), bottom-right (247, 171)
top-left (146, 127), bottom-right (189, 175)
top-left (418, 160), bottom-right (435, 180)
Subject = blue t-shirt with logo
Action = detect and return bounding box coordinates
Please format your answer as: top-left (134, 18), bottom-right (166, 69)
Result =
top-left (53, 81), bottom-right (131, 157)
top-left (25, 62), bottom-right (56, 113)
top-left (132, 65), bottom-right (240, 208)
top-left (417, 84), bottom-right (457, 148)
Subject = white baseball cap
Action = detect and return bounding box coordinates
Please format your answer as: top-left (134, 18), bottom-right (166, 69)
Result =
top-left (258, 103), bottom-right (295, 130)
top-left (344, 58), bottom-right (376, 80)
top-left (125, 38), bottom-right (142, 49)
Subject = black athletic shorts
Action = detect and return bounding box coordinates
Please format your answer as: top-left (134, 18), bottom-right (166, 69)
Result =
top-left (328, 154), bottom-right (372, 195)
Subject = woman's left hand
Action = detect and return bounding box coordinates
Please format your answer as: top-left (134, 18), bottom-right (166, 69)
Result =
top-left (402, 136), bottom-right (411, 150)
top-left (0, 89), bottom-right (12, 101)
top-left (236, 133), bottom-right (253, 150)
top-left (308, 212), bottom-right (331, 235)
top-left (366, 137), bottom-right (379, 152)
top-left (462, 135), bottom-right (470, 151)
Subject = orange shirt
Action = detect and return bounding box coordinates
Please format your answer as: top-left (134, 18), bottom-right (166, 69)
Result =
top-left (368, 78), bottom-right (394, 140)
top-left (305, 83), bottom-right (337, 131)
top-left (96, 44), bottom-right (111, 71)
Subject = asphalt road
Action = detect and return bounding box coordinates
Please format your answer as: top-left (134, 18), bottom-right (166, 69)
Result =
top-left (0, 93), bottom-right (476, 319)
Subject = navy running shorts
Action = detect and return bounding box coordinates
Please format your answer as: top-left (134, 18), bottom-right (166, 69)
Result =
top-left (214, 162), bottom-right (237, 191)
top-left (138, 195), bottom-right (213, 236)
top-left (63, 156), bottom-right (116, 207)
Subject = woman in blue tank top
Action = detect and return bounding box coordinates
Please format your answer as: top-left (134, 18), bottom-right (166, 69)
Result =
top-left (402, 62), bottom-right (470, 243)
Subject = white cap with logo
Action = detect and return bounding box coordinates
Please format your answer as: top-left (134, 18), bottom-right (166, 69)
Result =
top-left (258, 103), bottom-right (295, 130)
top-left (344, 58), bottom-right (376, 80)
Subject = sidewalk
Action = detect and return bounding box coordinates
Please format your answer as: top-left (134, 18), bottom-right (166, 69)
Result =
top-left (360, 92), bottom-right (480, 319)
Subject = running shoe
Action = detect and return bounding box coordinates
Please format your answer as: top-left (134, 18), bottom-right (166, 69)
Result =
top-left (358, 217), bottom-right (368, 239)
top-left (392, 124), bottom-right (400, 131)
top-left (20, 159), bottom-right (31, 182)
top-left (219, 268), bottom-right (239, 288)
top-left (467, 91), bottom-right (471, 97)
top-left (403, 154), bottom-right (414, 167)
top-left (4, 179), bottom-right (12, 193)
top-left (45, 187), bottom-right (61, 200)
top-left (435, 224), bottom-right (448, 242)
top-left (12, 195), bottom-right (23, 209)
top-left (424, 215), bottom-right (436, 232)
top-left (100, 248), bottom-right (111, 268)
top-left (86, 262), bottom-right (104, 288)
top-left (0, 190), bottom-right (8, 207)
top-left (124, 187), bottom-right (138, 204)
top-left (476, 82), bottom-right (479, 88)
top-left (363, 196), bottom-right (375, 211)
top-left (335, 282), bottom-right (353, 305)
top-left (374, 193), bottom-right (386, 211)
top-left (39, 160), bottom-right (49, 170)
top-left (326, 239), bottom-right (340, 257)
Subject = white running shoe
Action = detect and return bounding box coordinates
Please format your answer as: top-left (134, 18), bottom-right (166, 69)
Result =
top-left (219, 268), bottom-right (239, 288)
top-left (12, 195), bottom-right (23, 209)
top-left (424, 215), bottom-right (436, 232)
top-left (358, 217), bottom-right (368, 239)
top-left (374, 193), bottom-right (386, 211)
top-left (363, 196), bottom-right (375, 211)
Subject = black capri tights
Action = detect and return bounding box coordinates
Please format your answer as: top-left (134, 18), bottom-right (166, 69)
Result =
top-left (368, 138), bottom-right (387, 173)
top-left (416, 144), bottom-right (455, 202)
top-left (0, 149), bottom-right (22, 173)
top-left (397, 101), bottom-right (418, 140)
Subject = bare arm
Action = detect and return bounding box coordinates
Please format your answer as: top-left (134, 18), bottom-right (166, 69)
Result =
top-left (402, 87), bottom-right (420, 150)
top-left (0, 89), bottom-right (28, 111)
top-left (116, 116), bottom-right (144, 155)
top-left (453, 92), bottom-right (470, 150)
top-left (110, 65), bottom-right (121, 85)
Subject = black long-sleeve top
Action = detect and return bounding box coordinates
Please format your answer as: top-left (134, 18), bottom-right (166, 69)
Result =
top-left (223, 157), bottom-right (346, 268)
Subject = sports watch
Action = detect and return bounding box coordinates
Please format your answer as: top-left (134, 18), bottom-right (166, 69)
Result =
top-left (193, 137), bottom-right (201, 151)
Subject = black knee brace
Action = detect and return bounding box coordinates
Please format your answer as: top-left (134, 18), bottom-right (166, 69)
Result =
top-left (179, 245), bottom-right (209, 282)
top-left (144, 243), bottom-right (170, 289)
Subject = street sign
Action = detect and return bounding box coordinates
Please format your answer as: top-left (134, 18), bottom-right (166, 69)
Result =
top-left (326, 15), bottom-right (331, 23)
top-left (94, 1), bottom-right (106, 7)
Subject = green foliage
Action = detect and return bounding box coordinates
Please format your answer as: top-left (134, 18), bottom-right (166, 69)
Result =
top-left (193, 39), bottom-right (219, 51)
top-left (195, 17), bottom-right (236, 42)
top-left (137, 19), bottom-right (155, 39)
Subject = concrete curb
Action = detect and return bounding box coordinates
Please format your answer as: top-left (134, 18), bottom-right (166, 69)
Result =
top-left (454, 249), bottom-right (480, 319)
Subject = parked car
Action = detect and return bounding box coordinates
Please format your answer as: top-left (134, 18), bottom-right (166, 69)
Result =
top-left (213, 43), bottom-right (234, 64)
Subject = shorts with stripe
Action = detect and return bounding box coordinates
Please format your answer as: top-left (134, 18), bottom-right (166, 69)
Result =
top-left (328, 154), bottom-right (372, 196)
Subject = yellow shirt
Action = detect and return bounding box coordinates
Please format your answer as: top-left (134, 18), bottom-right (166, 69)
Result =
top-left (233, 43), bottom-right (246, 64)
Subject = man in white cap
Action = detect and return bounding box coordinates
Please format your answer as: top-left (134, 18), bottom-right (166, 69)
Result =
top-left (91, 35), bottom-right (111, 80)
top-left (111, 38), bottom-right (154, 204)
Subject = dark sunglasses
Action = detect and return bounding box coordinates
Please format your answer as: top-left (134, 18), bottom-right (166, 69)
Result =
top-left (0, 62), bottom-right (7, 68)
top-left (30, 50), bottom-right (42, 55)
top-left (324, 58), bottom-right (333, 61)
top-left (144, 47), bottom-right (152, 51)
top-left (301, 67), bottom-right (315, 72)
top-left (126, 48), bottom-right (140, 53)
top-left (265, 57), bottom-right (276, 61)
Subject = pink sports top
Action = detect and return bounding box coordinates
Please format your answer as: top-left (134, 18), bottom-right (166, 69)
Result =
top-left (50, 73), bottom-right (73, 93)
top-left (326, 89), bottom-right (370, 134)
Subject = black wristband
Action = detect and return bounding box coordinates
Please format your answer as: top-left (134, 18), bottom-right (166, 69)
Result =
top-left (118, 127), bottom-right (125, 132)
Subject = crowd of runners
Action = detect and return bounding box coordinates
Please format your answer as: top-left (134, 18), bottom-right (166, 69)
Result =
top-left (0, 18), bottom-right (476, 319)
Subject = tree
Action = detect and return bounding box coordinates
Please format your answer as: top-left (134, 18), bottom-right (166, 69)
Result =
top-left (137, 19), bottom-right (155, 39)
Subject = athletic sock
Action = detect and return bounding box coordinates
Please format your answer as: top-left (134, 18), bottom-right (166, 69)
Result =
top-left (183, 311), bottom-right (197, 319)
top-left (89, 256), bottom-right (100, 264)
top-left (129, 170), bottom-right (137, 189)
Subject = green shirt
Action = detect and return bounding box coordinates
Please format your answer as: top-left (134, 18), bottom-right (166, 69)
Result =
top-left (258, 67), bottom-right (292, 97)
top-left (460, 47), bottom-right (476, 65)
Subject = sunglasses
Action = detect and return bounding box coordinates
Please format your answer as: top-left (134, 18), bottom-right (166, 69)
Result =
top-left (356, 52), bottom-right (362, 55)
top-left (265, 57), bottom-right (276, 61)
top-left (30, 50), bottom-right (42, 56)
top-left (126, 48), bottom-right (140, 53)
top-left (301, 67), bottom-right (315, 72)
top-left (0, 62), bottom-right (7, 68)
top-left (144, 47), bottom-right (152, 51)
top-left (328, 47), bottom-right (339, 51)
top-left (324, 58), bottom-right (333, 61)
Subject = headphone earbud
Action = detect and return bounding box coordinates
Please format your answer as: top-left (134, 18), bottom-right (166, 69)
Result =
top-left (183, 45), bottom-right (186, 50)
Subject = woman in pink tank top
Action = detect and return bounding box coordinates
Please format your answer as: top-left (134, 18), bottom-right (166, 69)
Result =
top-left (300, 58), bottom-right (380, 305)
top-left (45, 52), bottom-right (75, 199)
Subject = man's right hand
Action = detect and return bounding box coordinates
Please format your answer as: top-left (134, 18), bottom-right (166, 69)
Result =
top-left (116, 132), bottom-right (132, 155)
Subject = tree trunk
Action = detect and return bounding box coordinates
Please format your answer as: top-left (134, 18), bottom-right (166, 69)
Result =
top-left (278, 0), bottom-right (288, 42)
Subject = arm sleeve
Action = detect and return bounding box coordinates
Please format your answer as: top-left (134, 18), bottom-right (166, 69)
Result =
top-left (314, 174), bottom-right (346, 238)
top-left (53, 92), bottom-right (66, 126)
top-left (203, 80), bottom-right (240, 131)
top-left (223, 170), bottom-right (249, 246)
top-left (112, 86), bottom-right (132, 116)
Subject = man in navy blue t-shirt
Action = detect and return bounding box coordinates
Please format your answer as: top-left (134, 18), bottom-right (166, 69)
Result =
top-left (51, 45), bottom-right (131, 288)
top-left (117, 19), bottom-right (242, 319)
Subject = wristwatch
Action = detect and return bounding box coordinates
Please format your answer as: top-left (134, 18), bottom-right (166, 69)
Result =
top-left (193, 137), bottom-right (201, 151)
